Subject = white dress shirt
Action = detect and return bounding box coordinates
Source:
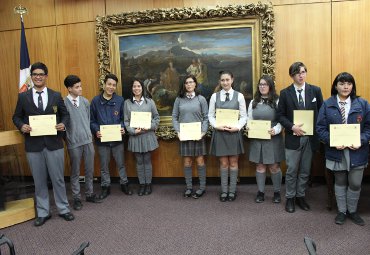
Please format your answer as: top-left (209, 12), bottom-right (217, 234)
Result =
top-left (337, 95), bottom-right (351, 123)
top-left (294, 83), bottom-right (306, 106)
top-left (32, 87), bottom-right (48, 110)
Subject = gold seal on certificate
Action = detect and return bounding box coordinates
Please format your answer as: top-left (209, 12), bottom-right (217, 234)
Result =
top-left (248, 120), bottom-right (271, 139)
top-left (130, 111), bottom-right (152, 129)
top-left (29, 115), bottom-right (57, 136)
top-left (215, 109), bottom-right (239, 128)
top-left (330, 124), bottom-right (361, 147)
top-left (293, 110), bottom-right (314, 135)
top-left (100, 124), bottom-right (122, 142)
top-left (179, 122), bottom-right (201, 141)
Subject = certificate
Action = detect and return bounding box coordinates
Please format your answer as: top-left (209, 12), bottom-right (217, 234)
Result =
top-left (130, 111), bottom-right (152, 129)
top-left (179, 122), bottom-right (201, 141)
top-left (29, 115), bottom-right (57, 136)
top-left (330, 124), bottom-right (361, 147)
top-left (247, 120), bottom-right (271, 139)
top-left (293, 110), bottom-right (314, 135)
top-left (100, 124), bottom-right (122, 142)
top-left (215, 109), bottom-right (239, 128)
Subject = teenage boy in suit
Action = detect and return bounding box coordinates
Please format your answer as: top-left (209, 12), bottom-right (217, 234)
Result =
top-left (13, 62), bottom-right (74, 226)
top-left (63, 75), bottom-right (102, 210)
top-left (277, 62), bottom-right (323, 213)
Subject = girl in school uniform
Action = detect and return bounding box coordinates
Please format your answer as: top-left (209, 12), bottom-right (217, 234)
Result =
top-left (316, 72), bottom-right (370, 226)
top-left (208, 71), bottom-right (247, 202)
top-left (172, 75), bottom-right (209, 198)
top-left (247, 75), bottom-right (285, 203)
top-left (124, 80), bottom-right (160, 196)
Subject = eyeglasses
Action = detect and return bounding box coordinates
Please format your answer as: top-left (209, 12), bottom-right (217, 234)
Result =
top-left (31, 73), bottom-right (46, 77)
top-left (185, 81), bottom-right (195, 84)
top-left (258, 83), bottom-right (268, 87)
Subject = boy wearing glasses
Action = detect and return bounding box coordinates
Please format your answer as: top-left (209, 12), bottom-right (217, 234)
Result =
top-left (13, 62), bottom-right (74, 226)
top-left (63, 75), bottom-right (102, 210)
top-left (277, 62), bottom-right (323, 213)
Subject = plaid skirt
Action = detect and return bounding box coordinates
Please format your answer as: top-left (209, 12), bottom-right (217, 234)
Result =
top-left (180, 138), bottom-right (207, 157)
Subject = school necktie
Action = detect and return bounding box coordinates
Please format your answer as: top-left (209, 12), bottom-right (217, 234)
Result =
top-left (36, 91), bottom-right (43, 111)
top-left (262, 98), bottom-right (268, 104)
top-left (297, 89), bottom-right (304, 109)
top-left (225, 92), bottom-right (230, 102)
top-left (339, 101), bottom-right (346, 124)
top-left (72, 99), bottom-right (78, 108)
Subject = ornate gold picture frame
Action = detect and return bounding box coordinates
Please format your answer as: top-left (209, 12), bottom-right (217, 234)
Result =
top-left (96, 3), bottom-right (275, 139)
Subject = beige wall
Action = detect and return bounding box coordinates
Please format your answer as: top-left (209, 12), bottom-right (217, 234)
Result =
top-left (0, 0), bottom-right (369, 177)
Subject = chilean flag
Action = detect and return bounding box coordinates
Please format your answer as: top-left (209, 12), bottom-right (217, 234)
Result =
top-left (19, 16), bottom-right (32, 93)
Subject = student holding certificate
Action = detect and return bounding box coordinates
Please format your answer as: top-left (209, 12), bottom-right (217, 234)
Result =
top-left (208, 71), bottom-right (247, 202)
top-left (13, 62), bottom-right (74, 226)
top-left (90, 74), bottom-right (132, 199)
top-left (247, 75), bottom-right (284, 204)
top-left (172, 75), bottom-right (209, 198)
top-left (124, 80), bottom-right (160, 196)
top-left (277, 62), bottom-right (323, 213)
top-left (316, 72), bottom-right (370, 226)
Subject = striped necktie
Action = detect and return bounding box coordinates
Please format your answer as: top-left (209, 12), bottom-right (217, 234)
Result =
top-left (72, 99), bottom-right (78, 108)
top-left (339, 101), bottom-right (346, 124)
top-left (36, 91), bottom-right (43, 111)
top-left (297, 89), bottom-right (304, 109)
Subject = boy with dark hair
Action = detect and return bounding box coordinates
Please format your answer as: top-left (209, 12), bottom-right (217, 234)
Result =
top-left (277, 62), bottom-right (323, 213)
top-left (90, 73), bottom-right (132, 198)
top-left (64, 75), bottom-right (102, 210)
top-left (13, 62), bottom-right (74, 226)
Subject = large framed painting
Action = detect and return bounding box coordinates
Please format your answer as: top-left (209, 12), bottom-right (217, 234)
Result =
top-left (96, 3), bottom-right (275, 139)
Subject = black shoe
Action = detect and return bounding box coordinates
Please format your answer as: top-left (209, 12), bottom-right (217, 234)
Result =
top-left (121, 183), bottom-right (133, 195)
top-left (58, 212), bottom-right (75, 221)
top-left (183, 189), bottom-right (193, 198)
top-left (144, 184), bottom-right (152, 195)
top-left (73, 198), bottom-right (82, 210)
top-left (34, 214), bottom-right (51, 227)
top-left (86, 194), bottom-right (103, 203)
top-left (273, 192), bottom-right (281, 203)
top-left (99, 186), bottom-right (111, 199)
top-left (138, 184), bottom-right (145, 196)
top-left (335, 212), bottom-right (346, 225)
top-left (219, 192), bottom-right (228, 202)
top-left (255, 191), bottom-right (265, 203)
top-left (296, 197), bottom-right (310, 211)
top-left (285, 198), bottom-right (295, 213)
top-left (228, 192), bottom-right (237, 202)
top-left (192, 189), bottom-right (206, 199)
top-left (348, 212), bottom-right (365, 226)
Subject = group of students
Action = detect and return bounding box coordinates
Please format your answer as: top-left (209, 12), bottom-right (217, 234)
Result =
top-left (12, 61), bottom-right (370, 228)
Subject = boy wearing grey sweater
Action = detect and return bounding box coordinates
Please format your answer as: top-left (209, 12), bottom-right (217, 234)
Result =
top-left (64, 75), bottom-right (101, 210)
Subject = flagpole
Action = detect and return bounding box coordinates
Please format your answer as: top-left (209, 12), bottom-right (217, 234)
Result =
top-left (14, 4), bottom-right (32, 93)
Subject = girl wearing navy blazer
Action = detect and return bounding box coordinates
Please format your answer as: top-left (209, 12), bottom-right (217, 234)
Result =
top-left (316, 72), bottom-right (370, 226)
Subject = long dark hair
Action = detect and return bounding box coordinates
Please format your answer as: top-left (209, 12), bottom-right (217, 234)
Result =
top-left (178, 75), bottom-right (200, 98)
top-left (129, 79), bottom-right (152, 104)
top-left (252, 75), bottom-right (279, 109)
top-left (331, 72), bottom-right (358, 99)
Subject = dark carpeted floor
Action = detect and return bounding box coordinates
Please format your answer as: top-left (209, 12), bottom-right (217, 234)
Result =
top-left (1, 183), bottom-right (370, 255)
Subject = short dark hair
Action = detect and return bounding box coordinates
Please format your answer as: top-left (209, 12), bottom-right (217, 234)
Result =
top-left (289, 62), bottom-right (307, 76)
top-left (331, 72), bottom-right (358, 99)
top-left (178, 75), bottom-right (200, 98)
top-left (30, 62), bottom-right (48, 75)
top-left (64, 75), bottom-right (81, 88)
top-left (104, 73), bottom-right (118, 84)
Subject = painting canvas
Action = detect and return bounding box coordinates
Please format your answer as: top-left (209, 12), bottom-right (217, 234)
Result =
top-left (119, 27), bottom-right (254, 117)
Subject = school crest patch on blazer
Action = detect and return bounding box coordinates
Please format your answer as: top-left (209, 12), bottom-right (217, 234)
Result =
top-left (53, 105), bottom-right (58, 113)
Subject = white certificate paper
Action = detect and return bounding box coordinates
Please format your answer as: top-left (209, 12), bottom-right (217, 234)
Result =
top-left (330, 124), bottom-right (361, 147)
top-left (215, 109), bottom-right (239, 128)
top-left (29, 115), bottom-right (57, 136)
top-left (130, 111), bottom-right (152, 129)
top-left (179, 122), bottom-right (201, 141)
top-left (100, 124), bottom-right (122, 142)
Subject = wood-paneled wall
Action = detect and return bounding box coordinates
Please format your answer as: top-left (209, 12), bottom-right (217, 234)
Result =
top-left (0, 0), bottom-right (369, 178)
